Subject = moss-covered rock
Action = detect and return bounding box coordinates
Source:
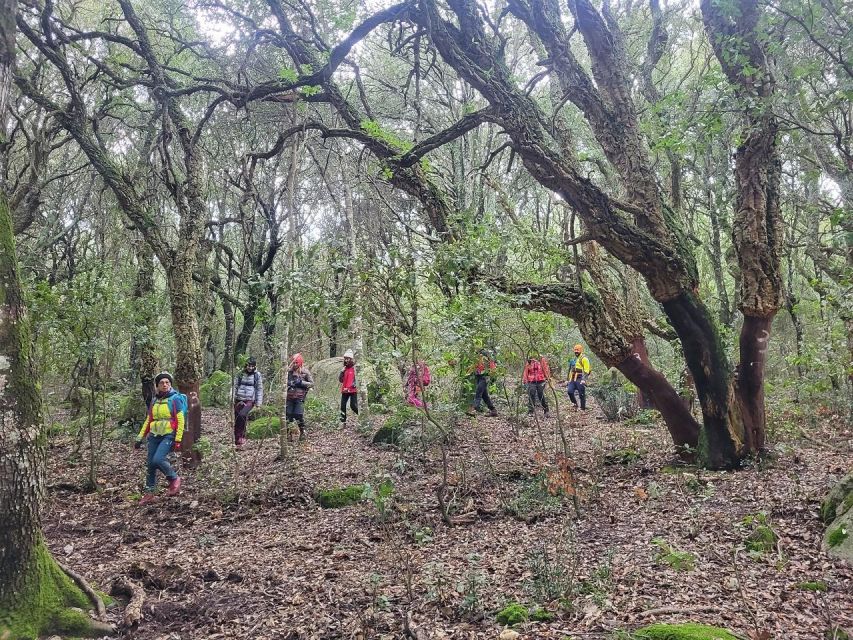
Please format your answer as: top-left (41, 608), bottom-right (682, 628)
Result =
top-left (822, 472), bottom-right (853, 565)
top-left (200, 370), bottom-right (232, 408)
top-left (0, 540), bottom-right (109, 639)
top-left (372, 424), bottom-right (403, 445)
top-left (317, 485), bottom-right (365, 508)
top-left (496, 602), bottom-right (528, 626)
top-left (246, 416), bottom-right (281, 439)
top-left (633, 623), bottom-right (739, 640)
top-left (821, 472), bottom-right (853, 524)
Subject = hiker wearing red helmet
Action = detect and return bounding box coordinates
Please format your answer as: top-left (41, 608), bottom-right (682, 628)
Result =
top-left (234, 357), bottom-right (263, 448)
top-left (286, 353), bottom-right (314, 440)
top-left (567, 344), bottom-right (591, 410)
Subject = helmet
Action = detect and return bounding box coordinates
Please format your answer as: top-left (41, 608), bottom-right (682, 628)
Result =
top-left (573, 344), bottom-right (583, 353)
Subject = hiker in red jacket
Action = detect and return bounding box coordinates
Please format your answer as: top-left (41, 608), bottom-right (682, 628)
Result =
top-left (522, 354), bottom-right (551, 417)
top-left (339, 349), bottom-right (359, 423)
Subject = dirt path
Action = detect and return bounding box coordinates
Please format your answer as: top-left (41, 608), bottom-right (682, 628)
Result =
top-left (43, 401), bottom-right (853, 639)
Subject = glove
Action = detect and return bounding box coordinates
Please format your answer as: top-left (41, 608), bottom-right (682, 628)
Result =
top-left (174, 441), bottom-right (182, 451)
top-left (134, 439), bottom-right (143, 450)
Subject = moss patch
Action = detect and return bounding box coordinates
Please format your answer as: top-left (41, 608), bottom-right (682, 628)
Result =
top-left (828, 525), bottom-right (849, 548)
top-left (496, 602), bottom-right (528, 625)
top-left (796, 581), bottom-right (828, 592)
top-left (317, 485), bottom-right (365, 508)
top-left (0, 540), bottom-right (101, 639)
top-left (633, 623), bottom-right (739, 640)
top-left (530, 606), bottom-right (554, 622)
top-left (246, 416), bottom-right (281, 439)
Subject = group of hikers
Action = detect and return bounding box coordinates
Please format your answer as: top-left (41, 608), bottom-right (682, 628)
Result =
top-left (134, 344), bottom-right (591, 501)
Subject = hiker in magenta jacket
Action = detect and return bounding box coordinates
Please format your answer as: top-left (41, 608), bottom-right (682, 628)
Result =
top-left (339, 349), bottom-right (359, 423)
top-left (135, 372), bottom-right (184, 504)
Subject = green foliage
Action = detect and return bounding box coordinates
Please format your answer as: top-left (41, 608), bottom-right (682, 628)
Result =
top-left (796, 581), bottom-right (827, 592)
top-left (530, 607), bottom-right (555, 622)
top-left (316, 484), bottom-right (364, 508)
top-left (603, 448), bottom-right (646, 465)
top-left (626, 409), bottom-right (660, 426)
top-left (633, 623), bottom-right (739, 640)
top-left (739, 512), bottom-right (779, 556)
top-left (496, 602), bottom-right (528, 626)
top-left (504, 473), bottom-right (564, 520)
top-left (303, 396), bottom-right (340, 430)
top-left (200, 370), bottom-right (231, 407)
top-left (525, 545), bottom-right (573, 602)
top-left (362, 476), bottom-right (395, 522)
top-left (360, 119), bottom-right (413, 153)
top-left (590, 379), bottom-right (638, 421)
top-left (651, 538), bottom-right (696, 572)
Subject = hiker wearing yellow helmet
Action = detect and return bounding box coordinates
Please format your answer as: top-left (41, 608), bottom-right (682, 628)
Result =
top-left (567, 344), bottom-right (591, 410)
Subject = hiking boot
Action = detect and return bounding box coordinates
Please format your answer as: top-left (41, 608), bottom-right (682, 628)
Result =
top-left (166, 477), bottom-right (181, 497)
top-left (487, 409), bottom-right (498, 417)
top-left (543, 411), bottom-right (550, 418)
top-left (299, 427), bottom-right (306, 441)
top-left (466, 408), bottom-right (477, 417)
top-left (139, 493), bottom-right (156, 506)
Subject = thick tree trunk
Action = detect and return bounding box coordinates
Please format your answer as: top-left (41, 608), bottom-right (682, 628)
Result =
top-left (1, 22), bottom-right (103, 627)
top-left (167, 260), bottom-right (204, 466)
top-left (662, 292), bottom-right (740, 469)
top-left (233, 304), bottom-right (258, 360)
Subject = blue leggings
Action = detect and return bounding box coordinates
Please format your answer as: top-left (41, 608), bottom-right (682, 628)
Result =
top-left (567, 378), bottom-right (587, 409)
top-left (146, 434), bottom-right (177, 491)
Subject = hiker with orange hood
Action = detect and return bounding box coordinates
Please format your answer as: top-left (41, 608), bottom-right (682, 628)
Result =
top-left (567, 344), bottom-right (591, 410)
top-left (286, 353), bottom-right (314, 440)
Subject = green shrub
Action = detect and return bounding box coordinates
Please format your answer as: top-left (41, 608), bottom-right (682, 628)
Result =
top-left (796, 581), bottom-right (828, 592)
top-left (603, 448), bottom-right (646, 465)
top-left (200, 370), bottom-right (232, 407)
top-left (652, 538), bottom-right (695, 572)
top-left (827, 525), bottom-right (848, 548)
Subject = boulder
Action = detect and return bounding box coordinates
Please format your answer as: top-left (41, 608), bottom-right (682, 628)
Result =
top-left (822, 471), bottom-right (853, 564)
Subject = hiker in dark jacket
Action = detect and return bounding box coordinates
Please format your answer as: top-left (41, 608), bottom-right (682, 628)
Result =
top-left (339, 349), bottom-right (359, 423)
top-left (234, 357), bottom-right (263, 448)
top-left (286, 353), bottom-right (314, 440)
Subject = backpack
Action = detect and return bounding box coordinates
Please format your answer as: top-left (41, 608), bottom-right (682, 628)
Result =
top-left (147, 393), bottom-right (188, 432)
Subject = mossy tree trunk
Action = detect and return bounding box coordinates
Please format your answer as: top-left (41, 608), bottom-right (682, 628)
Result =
top-left (1, 6), bottom-right (106, 634)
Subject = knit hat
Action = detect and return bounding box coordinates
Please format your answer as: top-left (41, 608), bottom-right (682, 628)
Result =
top-left (291, 353), bottom-right (304, 367)
top-left (155, 371), bottom-right (174, 385)
top-left (247, 356), bottom-right (257, 366)
top-left (343, 349), bottom-right (354, 359)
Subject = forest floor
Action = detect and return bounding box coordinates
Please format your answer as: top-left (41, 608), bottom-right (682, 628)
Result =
top-left (43, 396), bottom-right (853, 640)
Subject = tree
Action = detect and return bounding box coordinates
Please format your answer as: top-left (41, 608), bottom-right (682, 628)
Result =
top-left (0, 0), bottom-right (108, 634)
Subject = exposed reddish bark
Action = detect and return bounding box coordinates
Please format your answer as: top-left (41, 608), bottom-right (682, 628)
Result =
top-left (736, 316), bottom-right (772, 454)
